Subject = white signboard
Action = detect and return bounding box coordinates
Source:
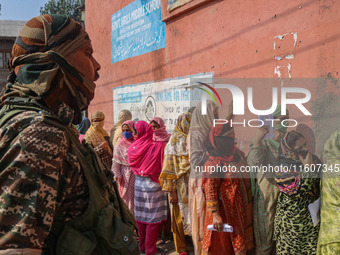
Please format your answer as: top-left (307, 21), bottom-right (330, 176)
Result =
top-left (113, 75), bottom-right (212, 132)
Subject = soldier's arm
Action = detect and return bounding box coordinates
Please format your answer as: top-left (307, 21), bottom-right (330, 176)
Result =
top-left (0, 118), bottom-right (70, 251)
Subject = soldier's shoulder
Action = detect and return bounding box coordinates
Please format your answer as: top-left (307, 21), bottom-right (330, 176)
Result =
top-left (1, 110), bottom-right (70, 158)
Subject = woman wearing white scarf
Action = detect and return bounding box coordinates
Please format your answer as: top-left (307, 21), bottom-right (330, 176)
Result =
top-left (111, 109), bottom-right (132, 146)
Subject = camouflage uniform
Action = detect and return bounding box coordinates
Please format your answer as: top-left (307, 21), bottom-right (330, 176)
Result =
top-left (0, 14), bottom-right (139, 255)
top-left (0, 102), bottom-right (88, 252)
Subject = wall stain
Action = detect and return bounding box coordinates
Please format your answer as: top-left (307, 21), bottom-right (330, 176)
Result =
top-left (319, 0), bottom-right (335, 15)
top-left (312, 73), bottom-right (340, 156)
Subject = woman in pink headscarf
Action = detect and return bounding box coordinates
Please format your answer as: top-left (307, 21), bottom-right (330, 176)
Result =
top-left (128, 121), bottom-right (168, 255)
top-left (150, 117), bottom-right (171, 144)
top-left (150, 117), bottom-right (172, 242)
top-left (111, 120), bottom-right (135, 212)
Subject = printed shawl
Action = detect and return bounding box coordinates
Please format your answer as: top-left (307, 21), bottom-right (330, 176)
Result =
top-left (276, 131), bottom-right (321, 195)
top-left (151, 117), bottom-right (171, 144)
top-left (1, 15), bottom-right (95, 124)
top-left (275, 131), bottom-right (302, 195)
top-left (159, 112), bottom-right (191, 190)
top-left (85, 111), bottom-right (112, 155)
top-left (128, 121), bottom-right (165, 183)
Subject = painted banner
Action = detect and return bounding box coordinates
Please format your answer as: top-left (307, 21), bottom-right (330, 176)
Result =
top-left (168, 0), bottom-right (193, 11)
top-left (111, 0), bottom-right (165, 63)
top-left (113, 74), bottom-right (213, 132)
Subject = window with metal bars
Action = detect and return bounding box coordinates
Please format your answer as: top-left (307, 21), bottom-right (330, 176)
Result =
top-left (0, 51), bottom-right (11, 69)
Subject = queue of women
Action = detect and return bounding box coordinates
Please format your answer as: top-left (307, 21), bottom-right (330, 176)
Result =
top-left (77, 100), bottom-right (339, 255)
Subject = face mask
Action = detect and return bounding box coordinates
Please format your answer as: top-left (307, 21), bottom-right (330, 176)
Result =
top-left (123, 131), bottom-right (133, 140)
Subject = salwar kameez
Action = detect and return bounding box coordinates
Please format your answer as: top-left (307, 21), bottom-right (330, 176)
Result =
top-left (112, 163), bottom-right (135, 212)
top-left (159, 113), bottom-right (192, 254)
top-left (189, 178), bottom-right (206, 255)
top-left (163, 173), bottom-right (191, 254)
top-left (134, 176), bottom-right (167, 255)
top-left (128, 121), bottom-right (167, 255)
top-left (317, 130), bottom-right (340, 255)
top-left (274, 178), bottom-right (320, 255)
top-left (247, 139), bottom-right (280, 255)
top-left (274, 131), bottom-right (320, 255)
top-left (202, 123), bottom-right (254, 255)
top-left (111, 120), bottom-right (135, 212)
top-left (203, 162), bottom-right (254, 255)
top-left (170, 200), bottom-right (188, 253)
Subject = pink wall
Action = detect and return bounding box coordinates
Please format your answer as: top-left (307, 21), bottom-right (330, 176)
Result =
top-left (86, 0), bottom-right (340, 154)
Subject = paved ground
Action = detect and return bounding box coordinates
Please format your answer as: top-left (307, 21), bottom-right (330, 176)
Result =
top-left (156, 236), bottom-right (195, 255)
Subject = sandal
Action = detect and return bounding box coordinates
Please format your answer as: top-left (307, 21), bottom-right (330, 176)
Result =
top-left (156, 239), bottom-right (165, 245)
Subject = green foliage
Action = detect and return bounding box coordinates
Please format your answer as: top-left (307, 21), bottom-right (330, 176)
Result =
top-left (40, 0), bottom-right (85, 22)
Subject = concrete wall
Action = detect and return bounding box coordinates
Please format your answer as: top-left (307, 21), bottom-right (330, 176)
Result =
top-left (86, 0), bottom-right (340, 155)
top-left (0, 20), bottom-right (26, 91)
top-left (0, 39), bottom-right (15, 90)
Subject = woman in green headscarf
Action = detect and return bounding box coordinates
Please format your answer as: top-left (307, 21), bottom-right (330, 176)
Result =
top-left (247, 115), bottom-right (288, 254)
top-left (317, 130), bottom-right (340, 255)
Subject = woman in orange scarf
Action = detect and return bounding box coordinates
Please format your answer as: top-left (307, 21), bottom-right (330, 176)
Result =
top-left (202, 120), bottom-right (254, 255)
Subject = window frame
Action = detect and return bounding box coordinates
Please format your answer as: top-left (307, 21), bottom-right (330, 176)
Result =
top-left (162, 0), bottom-right (215, 22)
top-left (0, 50), bottom-right (11, 70)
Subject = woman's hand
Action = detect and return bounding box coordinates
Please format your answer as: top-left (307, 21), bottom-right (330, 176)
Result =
top-left (212, 211), bottom-right (223, 232)
top-left (169, 191), bottom-right (178, 204)
top-left (100, 141), bottom-right (110, 150)
top-left (253, 126), bottom-right (269, 147)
